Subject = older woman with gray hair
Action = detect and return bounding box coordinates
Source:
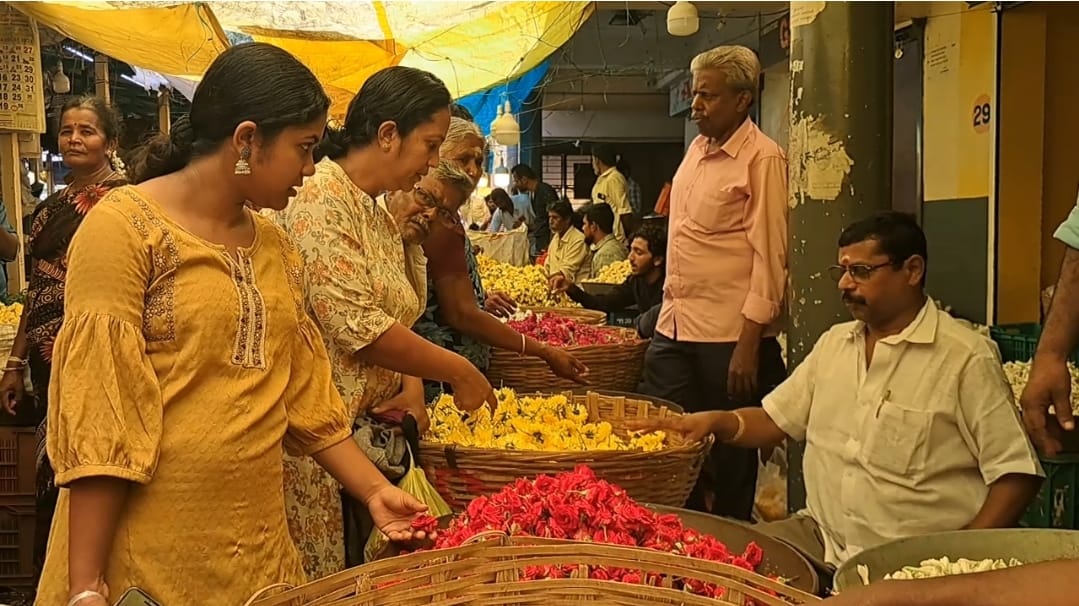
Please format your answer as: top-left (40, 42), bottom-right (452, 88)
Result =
top-left (412, 117), bottom-right (589, 402)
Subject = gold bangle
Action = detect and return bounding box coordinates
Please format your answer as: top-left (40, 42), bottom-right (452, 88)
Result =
top-left (519, 333), bottom-right (527, 356)
top-left (728, 410), bottom-right (746, 443)
top-left (6, 356), bottom-right (25, 366)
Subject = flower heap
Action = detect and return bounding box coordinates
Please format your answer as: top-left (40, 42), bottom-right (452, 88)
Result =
top-left (412, 466), bottom-right (766, 600)
top-left (507, 312), bottom-right (634, 347)
top-left (427, 389), bottom-right (666, 452)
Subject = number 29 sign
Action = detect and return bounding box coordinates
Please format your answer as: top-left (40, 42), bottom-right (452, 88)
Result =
top-left (972, 94), bottom-right (992, 135)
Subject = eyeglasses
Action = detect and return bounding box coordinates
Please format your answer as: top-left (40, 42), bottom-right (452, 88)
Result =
top-left (827, 262), bottom-right (894, 283)
top-left (413, 187), bottom-right (459, 228)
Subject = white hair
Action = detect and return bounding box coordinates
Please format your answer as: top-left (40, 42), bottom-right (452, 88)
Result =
top-left (439, 117), bottom-right (485, 157)
top-left (430, 159), bottom-right (475, 199)
top-left (690, 45), bottom-right (761, 96)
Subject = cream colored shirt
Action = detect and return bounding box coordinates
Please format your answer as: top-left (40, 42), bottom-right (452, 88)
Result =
top-left (591, 167), bottom-right (632, 243)
top-left (545, 226), bottom-right (590, 283)
top-left (763, 299), bottom-right (1043, 567)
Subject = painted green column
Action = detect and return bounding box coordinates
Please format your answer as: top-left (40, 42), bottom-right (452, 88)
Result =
top-left (786, 1), bottom-right (895, 511)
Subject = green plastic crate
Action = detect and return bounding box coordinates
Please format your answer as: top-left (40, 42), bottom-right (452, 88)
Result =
top-left (990, 323), bottom-right (1042, 363)
top-left (990, 322), bottom-right (1079, 366)
top-left (1021, 454), bottom-right (1079, 529)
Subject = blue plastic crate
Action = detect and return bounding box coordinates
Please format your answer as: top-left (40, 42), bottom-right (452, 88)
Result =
top-left (990, 323), bottom-right (1042, 363)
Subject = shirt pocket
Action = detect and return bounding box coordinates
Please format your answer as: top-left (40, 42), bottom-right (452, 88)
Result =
top-left (686, 188), bottom-right (746, 234)
top-left (860, 401), bottom-right (932, 476)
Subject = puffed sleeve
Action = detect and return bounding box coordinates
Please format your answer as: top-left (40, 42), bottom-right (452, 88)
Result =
top-left (281, 314), bottom-right (353, 457)
top-left (279, 174), bottom-right (396, 356)
top-left (46, 199), bottom-right (164, 486)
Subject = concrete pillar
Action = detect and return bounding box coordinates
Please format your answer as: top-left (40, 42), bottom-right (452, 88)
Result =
top-left (786, 1), bottom-right (895, 511)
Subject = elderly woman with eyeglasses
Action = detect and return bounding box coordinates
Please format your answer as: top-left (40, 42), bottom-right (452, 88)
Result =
top-left (411, 117), bottom-right (589, 402)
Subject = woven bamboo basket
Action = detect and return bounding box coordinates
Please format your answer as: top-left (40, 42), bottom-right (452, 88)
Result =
top-left (245, 533), bottom-right (821, 606)
top-left (487, 327), bottom-right (647, 392)
top-left (522, 306), bottom-right (607, 325)
top-left (417, 391), bottom-right (707, 512)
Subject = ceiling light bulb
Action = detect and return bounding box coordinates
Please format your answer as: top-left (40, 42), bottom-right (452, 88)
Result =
top-left (52, 63), bottom-right (70, 94)
top-left (667, 1), bottom-right (699, 37)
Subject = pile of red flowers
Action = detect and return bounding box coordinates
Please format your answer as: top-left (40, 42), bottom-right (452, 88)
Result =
top-left (508, 313), bottom-right (632, 347)
top-left (411, 466), bottom-right (766, 599)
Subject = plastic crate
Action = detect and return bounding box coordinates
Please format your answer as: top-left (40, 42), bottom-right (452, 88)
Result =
top-left (990, 323), bottom-right (1043, 363)
top-left (0, 500), bottom-right (35, 587)
top-left (607, 310), bottom-right (636, 328)
top-left (0, 429), bottom-right (37, 499)
top-left (1021, 454), bottom-right (1079, 529)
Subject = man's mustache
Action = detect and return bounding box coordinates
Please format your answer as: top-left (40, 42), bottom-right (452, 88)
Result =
top-left (842, 293), bottom-right (866, 305)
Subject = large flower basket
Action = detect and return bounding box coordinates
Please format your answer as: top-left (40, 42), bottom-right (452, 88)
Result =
top-left (245, 533), bottom-right (821, 606)
top-left (487, 327), bottom-right (647, 392)
top-left (417, 391), bottom-right (707, 512)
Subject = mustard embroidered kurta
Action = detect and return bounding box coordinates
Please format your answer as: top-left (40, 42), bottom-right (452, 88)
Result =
top-left (275, 158), bottom-right (425, 579)
top-left (36, 187), bottom-right (352, 606)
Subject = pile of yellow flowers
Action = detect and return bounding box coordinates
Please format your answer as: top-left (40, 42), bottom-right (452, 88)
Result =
top-left (476, 256), bottom-right (578, 307)
top-left (0, 303), bottom-right (23, 326)
top-left (584, 259), bottom-right (632, 284)
top-left (427, 388), bottom-right (667, 452)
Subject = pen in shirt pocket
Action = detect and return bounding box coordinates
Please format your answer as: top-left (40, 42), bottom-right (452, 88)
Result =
top-left (875, 389), bottom-right (892, 419)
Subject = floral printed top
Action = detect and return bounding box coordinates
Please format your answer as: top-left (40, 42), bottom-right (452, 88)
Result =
top-left (25, 176), bottom-right (127, 362)
top-left (273, 158), bottom-right (425, 579)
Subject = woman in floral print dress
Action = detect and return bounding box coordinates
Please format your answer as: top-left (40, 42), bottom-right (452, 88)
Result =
top-left (275, 65), bottom-right (494, 579)
top-left (0, 95), bottom-right (127, 583)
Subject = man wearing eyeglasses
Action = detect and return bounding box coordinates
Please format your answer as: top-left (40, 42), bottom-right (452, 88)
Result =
top-left (632, 211), bottom-right (1043, 580)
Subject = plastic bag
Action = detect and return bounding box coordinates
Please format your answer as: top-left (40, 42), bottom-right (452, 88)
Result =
top-left (363, 417), bottom-right (451, 562)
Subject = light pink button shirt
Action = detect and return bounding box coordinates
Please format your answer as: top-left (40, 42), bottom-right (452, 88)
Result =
top-left (658, 118), bottom-right (789, 343)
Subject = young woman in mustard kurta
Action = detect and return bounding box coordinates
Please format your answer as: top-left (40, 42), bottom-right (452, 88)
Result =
top-left (35, 187), bottom-right (353, 604)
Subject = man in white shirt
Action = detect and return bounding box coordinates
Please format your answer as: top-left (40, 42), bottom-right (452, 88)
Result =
top-left (634, 211), bottom-right (1043, 576)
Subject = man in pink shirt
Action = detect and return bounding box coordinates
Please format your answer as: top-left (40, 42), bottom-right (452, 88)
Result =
top-left (640, 45), bottom-right (789, 520)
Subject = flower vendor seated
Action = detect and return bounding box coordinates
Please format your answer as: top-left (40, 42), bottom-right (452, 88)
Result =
top-left (551, 223), bottom-right (665, 322)
top-left (631, 211), bottom-right (1044, 582)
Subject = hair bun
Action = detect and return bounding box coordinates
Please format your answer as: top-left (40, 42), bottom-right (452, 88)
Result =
top-left (169, 115), bottom-right (195, 152)
top-left (314, 124), bottom-right (350, 162)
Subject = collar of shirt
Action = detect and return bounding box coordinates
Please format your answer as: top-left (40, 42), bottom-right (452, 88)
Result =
top-left (845, 297), bottom-right (938, 346)
top-left (698, 116), bottom-right (755, 159)
top-left (590, 233), bottom-right (616, 253)
top-left (558, 227), bottom-right (582, 243)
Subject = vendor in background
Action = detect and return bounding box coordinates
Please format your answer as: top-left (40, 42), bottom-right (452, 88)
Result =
top-left (581, 203), bottom-right (628, 278)
top-left (552, 223), bottom-right (665, 321)
top-left (634, 212), bottom-right (1043, 583)
top-left (34, 44), bottom-right (432, 606)
top-left (544, 200), bottom-right (590, 286)
top-left (0, 198), bottom-right (21, 304)
top-left (485, 187), bottom-right (532, 233)
top-left (274, 66), bottom-right (495, 578)
top-left (511, 163), bottom-right (557, 256)
top-left (590, 144), bottom-right (633, 244)
top-left (638, 45), bottom-right (788, 522)
top-left (414, 118), bottom-right (588, 403)
top-left (0, 94), bottom-right (127, 585)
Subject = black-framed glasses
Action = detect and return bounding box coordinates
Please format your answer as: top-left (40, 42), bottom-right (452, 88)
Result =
top-left (827, 262), bottom-right (894, 283)
top-left (413, 186), bottom-right (459, 228)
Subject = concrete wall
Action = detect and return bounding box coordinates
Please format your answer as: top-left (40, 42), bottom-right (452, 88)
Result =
top-left (920, 3), bottom-right (996, 324)
top-left (1039, 3), bottom-right (1079, 292)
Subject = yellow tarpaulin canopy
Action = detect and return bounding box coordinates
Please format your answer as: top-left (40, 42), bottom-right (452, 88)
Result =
top-left (14, 1), bottom-right (593, 118)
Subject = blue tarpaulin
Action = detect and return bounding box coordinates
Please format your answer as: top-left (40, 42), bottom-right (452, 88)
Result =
top-left (455, 61), bottom-right (550, 137)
